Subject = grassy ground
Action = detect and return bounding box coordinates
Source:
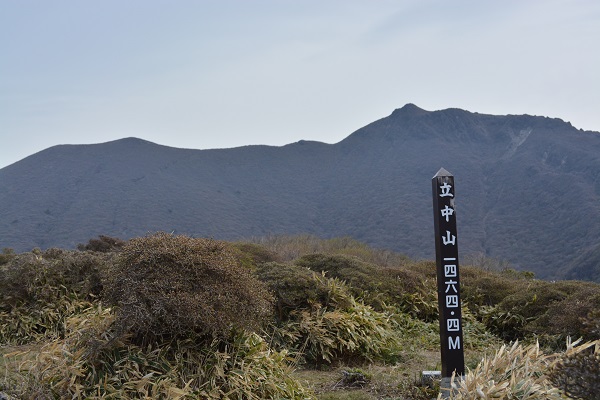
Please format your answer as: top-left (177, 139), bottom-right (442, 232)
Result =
top-left (291, 349), bottom-right (475, 399)
top-left (290, 344), bottom-right (504, 400)
top-left (0, 342), bottom-right (481, 400)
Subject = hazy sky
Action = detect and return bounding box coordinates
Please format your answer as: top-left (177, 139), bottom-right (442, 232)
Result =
top-left (1, 0), bottom-right (599, 168)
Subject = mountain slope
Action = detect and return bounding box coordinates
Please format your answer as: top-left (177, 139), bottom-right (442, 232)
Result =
top-left (2, 104), bottom-right (599, 281)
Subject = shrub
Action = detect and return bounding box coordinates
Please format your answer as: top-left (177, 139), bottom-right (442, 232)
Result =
top-left (256, 262), bottom-right (352, 320)
top-left (294, 254), bottom-right (437, 321)
top-left (231, 242), bottom-right (281, 269)
top-left (459, 306), bottom-right (503, 351)
top-left (0, 249), bottom-right (109, 344)
top-left (0, 249), bottom-right (106, 307)
top-left (77, 235), bottom-right (126, 252)
top-left (460, 266), bottom-right (529, 310)
top-left (276, 300), bottom-right (400, 366)
top-left (9, 304), bottom-right (313, 399)
top-left (581, 309), bottom-right (600, 339)
top-left (102, 232), bottom-right (274, 343)
top-left (251, 234), bottom-right (412, 266)
top-left (294, 254), bottom-right (384, 290)
top-left (488, 280), bottom-right (600, 344)
top-left (479, 304), bottom-right (532, 342)
top-left (0, 247), bottom-right (15, 265)
top-left (0, 296), bottom-right (94, 346)
top-left (537, 282), bottom-right (600, 341)
top-left (548, 338), bottom-right (600, 399)
top-left (263, 269), bottom-right (400, 366)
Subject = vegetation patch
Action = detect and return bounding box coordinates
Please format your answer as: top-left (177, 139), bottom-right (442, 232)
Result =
top-left (1, 234), bottom-right (599, 399)
top-left (0, 249), bottom-right (109, 344)
top-left (294, 253), bottom-right (438, 321)
top-left (6, 304), bottom-right (311, 399)
top-left (258, 263), bottom-right (400, 366)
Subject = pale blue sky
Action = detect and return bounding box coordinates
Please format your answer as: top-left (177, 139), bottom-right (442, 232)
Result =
top-left (1, 0), bottom-right (599, 168)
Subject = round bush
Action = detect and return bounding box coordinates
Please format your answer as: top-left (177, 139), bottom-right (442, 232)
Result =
top-left (103, 232), bottom-right (274, 342)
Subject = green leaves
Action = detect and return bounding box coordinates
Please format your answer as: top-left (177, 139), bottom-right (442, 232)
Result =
top-left (264, 270), bottom-right (401, 366)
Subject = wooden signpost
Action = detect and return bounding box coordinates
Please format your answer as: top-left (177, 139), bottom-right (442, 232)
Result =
top-left (432, 168), bottom-right (465, 382)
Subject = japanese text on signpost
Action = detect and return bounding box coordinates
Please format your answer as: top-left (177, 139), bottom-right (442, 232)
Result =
top-left (432, 168), bottom-right (465, 378)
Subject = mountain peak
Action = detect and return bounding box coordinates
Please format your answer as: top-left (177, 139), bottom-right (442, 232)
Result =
top-left (391, 103), bottom-right (430, 118)
top-left (108, 137), bottom-right (157, 146)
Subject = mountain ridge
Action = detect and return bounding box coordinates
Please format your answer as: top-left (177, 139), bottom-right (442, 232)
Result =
top-left (2, 104), bottom-right (600, 282)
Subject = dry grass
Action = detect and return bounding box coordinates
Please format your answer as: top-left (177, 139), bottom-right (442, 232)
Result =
top-left (444, 338), bottom-right (600, 399)
top-left (1, 344), bottom-right (39, 397)
top-left (250, 234), bottom-right (411, 267)
top-left (4, 304), bottom-right (314, 399)
top-left (445, 341), bottom-right (562, 399)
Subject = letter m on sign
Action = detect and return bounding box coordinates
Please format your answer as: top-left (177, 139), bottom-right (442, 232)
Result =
top-left (448, 336), bottom-right (461, 350)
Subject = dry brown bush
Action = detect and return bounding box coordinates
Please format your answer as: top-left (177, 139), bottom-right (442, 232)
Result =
top-left (77, 235), bottom-right (126, 252)
top-left (582, 309), bottom-right (600, 339)
top-left (102, 232), bottom-right (274, 343)
top-left (549, 339), bottom-right (600, 399)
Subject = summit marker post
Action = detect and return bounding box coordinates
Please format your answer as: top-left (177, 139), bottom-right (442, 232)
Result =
top-left (432, 168), bottom-right (465, 383)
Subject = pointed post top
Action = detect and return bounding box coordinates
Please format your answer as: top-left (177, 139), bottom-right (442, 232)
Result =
top-left (433, 168), bottom-right (453, 179)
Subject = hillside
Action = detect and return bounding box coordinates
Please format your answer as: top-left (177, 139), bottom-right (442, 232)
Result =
top-left (1, 104), bottom-right (600, 281)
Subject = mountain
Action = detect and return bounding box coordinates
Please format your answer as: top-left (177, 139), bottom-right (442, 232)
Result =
top-left (2, 104), bottom-right (600, 281)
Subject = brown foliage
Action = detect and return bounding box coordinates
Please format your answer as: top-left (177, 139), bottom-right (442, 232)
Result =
top-left (549, 340), bottom-right (600, 400)
top-left (582, 309), bottom-right (600, 339)
top-left (102, 232), bottom-right (274, 343)
top-left (463, 275), bottom-right (600, 345)
top-left (77, 235), bottom-right (126, 252)
top-left (541, 282), bottom-right (600, 341)
top-left (0, 247), bottom-right (16, 265)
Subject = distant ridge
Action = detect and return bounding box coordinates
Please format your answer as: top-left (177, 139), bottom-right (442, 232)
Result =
top-left (1, 104), bottom-right (599, 282)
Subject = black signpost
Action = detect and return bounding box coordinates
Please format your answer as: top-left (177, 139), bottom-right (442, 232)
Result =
top-left (432, 168), bottom-right (465, 384)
